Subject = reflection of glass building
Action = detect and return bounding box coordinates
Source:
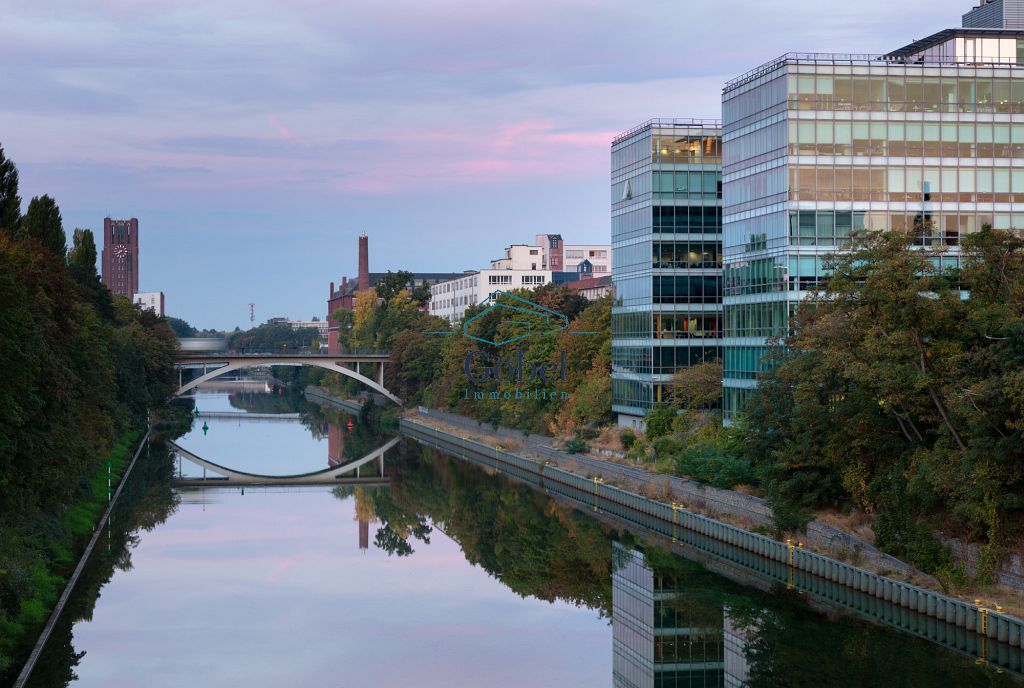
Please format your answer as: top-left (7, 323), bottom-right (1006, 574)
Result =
top-left (611, 121), bottom-right (723, 428)
top-left (612, 544), bottom-right (727, 688)
top-left (721, 21), bottom-right (1024, 420)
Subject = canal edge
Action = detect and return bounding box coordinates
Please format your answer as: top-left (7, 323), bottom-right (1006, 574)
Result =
top-left (397, 415), bottom-right (1024, 654)
top-left (12, 427), bottom-right (153, 688)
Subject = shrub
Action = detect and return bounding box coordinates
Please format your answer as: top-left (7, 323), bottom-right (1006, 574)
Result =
top-left (620, 429), bottom-right (637, 450)
top-left (644, 405), bottom-right (676, 440)
top-left (672, 443), bottom-right (756, 489)
top-left (564, 437), bottom-right (588, 454)
top-left (576, 427), bottom-right (600, 441)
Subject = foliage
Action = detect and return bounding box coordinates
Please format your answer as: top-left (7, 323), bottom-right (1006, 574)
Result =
top-left (20, 194), bottom-right (66, 259)
top-left (228, 322), bottom-right (321, 353)
top-left (667, 359), bottom-right (723, 410)
top-left (0, 145), bottom-right (20, 237)
top-left (563, 437), bottom-right (588, 454)
top-left (620, 428), bottom-right (637, 450)
top-left (374, 270), bottom-right (413, 304)
top-left (644, 405), bottom-right (676, 440)
top-left (0, 145), bottom-right (178, 674)
top-left (744, 228), bottom-right (1024, 570)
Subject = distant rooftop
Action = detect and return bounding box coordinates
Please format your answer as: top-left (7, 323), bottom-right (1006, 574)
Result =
top-left (613, 118), bottom-right (721, 146)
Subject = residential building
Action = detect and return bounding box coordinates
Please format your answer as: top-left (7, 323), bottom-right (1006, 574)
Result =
top-left (133, 291), bottom-right (164, 316)
top-left (564, 274), bottom-right (614, 301)
top-left (611, 120), bottom-right (723, 428)
top-left (721, 15), bottom-right (1024, 421)
top-left (429, 269), bottom-right (552, 324)
top-left (490, 244), bottom-right (546, 271)
top-left (536, 234), bottom-right (612, 274)
top-left (288, 320), bottom-right (331, 337)
top-left (101, 217), bottom-right (139, 299)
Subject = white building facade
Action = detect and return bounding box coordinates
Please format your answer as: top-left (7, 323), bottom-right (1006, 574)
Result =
top-left (429, 270), bottom-right (553, 324)
top-left (133, 291), bottom-right (164, 316)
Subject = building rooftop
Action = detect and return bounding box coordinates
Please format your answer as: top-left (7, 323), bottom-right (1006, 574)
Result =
top-left (887, 26), bottom-right (1024, 57)
top-left (725, 34), bottom-right (1024, 92)
top-left (613, 118), bottom-right (721, 146)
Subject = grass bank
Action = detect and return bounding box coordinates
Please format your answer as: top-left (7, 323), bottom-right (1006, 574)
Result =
top-left (0, 431), bottom-right (139, 678)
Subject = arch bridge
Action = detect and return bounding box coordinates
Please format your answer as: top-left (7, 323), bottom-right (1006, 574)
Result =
top-left (172, 352), bottom-right (401, 405)
top-left (168, 436), bottom-right (400, 487)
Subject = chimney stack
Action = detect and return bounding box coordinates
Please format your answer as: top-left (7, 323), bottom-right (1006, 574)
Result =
top-left (358, 234), bottom-right (369, 291)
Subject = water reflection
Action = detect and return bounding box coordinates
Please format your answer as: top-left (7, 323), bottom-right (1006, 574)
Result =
top-left (613, 543), bottom-right (729, 688)
top-left (13, 388), bottom-right (1022, 687)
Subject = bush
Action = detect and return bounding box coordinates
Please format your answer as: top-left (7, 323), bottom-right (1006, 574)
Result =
top-left (672, 443), bottom-right (756, 489)
top-left (620, 429), bottom-right (637, 450)
top-left (576, 427), bottom-right (600, 441)
top-left (644, 405), bottom-right (676, 439)
top-left (564, 437), bottom-right (588, 454)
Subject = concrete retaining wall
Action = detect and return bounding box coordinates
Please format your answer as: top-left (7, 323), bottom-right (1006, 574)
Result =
top-left (400, 416), bottom-right (1024, 669)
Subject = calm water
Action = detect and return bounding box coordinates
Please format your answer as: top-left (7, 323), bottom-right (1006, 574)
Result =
top-left (19, 389), bottom-right (1022, 687)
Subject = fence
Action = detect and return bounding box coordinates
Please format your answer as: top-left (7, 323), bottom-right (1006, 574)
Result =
top-left (399, 417), bottom-right (1023, 672)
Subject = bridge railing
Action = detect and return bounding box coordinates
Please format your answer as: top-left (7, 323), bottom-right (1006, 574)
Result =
top-left (175, 349), bottom-right (390, 358)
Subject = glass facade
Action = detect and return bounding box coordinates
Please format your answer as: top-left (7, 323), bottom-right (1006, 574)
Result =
top-left (721, 53), bottom-right (1024, 420)
top-left (612, 121), bottom-right (723, 424)
top-left (612, 544), bottom-right (728, 688)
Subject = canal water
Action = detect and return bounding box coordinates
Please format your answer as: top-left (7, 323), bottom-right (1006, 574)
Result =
top-left (20, 388), bottom-right (1022, 687)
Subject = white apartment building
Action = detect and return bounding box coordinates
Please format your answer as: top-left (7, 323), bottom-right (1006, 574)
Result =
top-left (429, 270), bottom-right (552, 324)
top-left (490, 244), bottom-right (546, 271)
top-left (133, 291), bottom-right (164, 316)
top-left (564, 244), bottom-right (611, 274)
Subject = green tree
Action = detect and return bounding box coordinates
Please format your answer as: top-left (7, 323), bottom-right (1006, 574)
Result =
top-left (745, 229), bottom-right (1024, 571)
top-left (20, 195), bottom-right (66, 259)
top-left (0, 144), bottom-right (20, 237)
top-left (67, 228), bottom-right (98, 282)
top-left (374, 270), bottom-right (413, 304)
top-left (667, 360), bottom-right (723, 410)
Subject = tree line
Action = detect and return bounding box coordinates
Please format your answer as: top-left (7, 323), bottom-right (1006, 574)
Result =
top-left (323, 273), bottom-right (611, 436)
top-left (0, 144), bottom-right (178, 674)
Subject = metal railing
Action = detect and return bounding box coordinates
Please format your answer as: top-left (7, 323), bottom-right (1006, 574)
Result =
top-left (613, 118), bottom-right (723, 146)
top-left (724, 51), bottom-right (1024, 90)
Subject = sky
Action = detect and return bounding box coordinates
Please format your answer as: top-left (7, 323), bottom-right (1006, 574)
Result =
top-left (1, 0), bottom-right (956, 329)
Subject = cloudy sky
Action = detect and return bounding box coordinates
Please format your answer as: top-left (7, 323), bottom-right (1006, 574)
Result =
top-left (1, 0), bottom-right (953, 328)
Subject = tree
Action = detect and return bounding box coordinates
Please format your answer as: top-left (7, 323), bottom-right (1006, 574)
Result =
top-left (667, 360), bottom-right (723, 410)
top-left (745, 229), bottom-right (1024, 572)
top-left (68, 228), bottom-right (98, 283)
top-left (0, 144), bottom-right (20, 237)
top-left (374, 270), bottom-right (413, 304)
top-left (20, 195), bottom-right (66, 259)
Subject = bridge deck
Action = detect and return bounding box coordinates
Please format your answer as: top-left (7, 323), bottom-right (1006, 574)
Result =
top-left (175, 352), bottom-right (389, 362)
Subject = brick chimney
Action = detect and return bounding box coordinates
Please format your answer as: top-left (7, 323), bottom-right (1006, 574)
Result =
top-left (358, 233), bottom-right (369, 291)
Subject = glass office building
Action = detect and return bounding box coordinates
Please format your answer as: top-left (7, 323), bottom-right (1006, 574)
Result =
top-left (611, 120), bottom-right (723, 427)
top-left (721, 28), bottom-right (1024, 420)
top-left (612, 544), bottom-right (728, 688)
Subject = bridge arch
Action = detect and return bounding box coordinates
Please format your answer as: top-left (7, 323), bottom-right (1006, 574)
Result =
top-left (173, 355), bottom-right (402, 405)
top-left (168, 437), bottom-right (400, 485)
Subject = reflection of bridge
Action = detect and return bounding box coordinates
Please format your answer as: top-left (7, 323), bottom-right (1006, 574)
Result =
top-left (173, 352), bottom-right (400, 404)
top-left (168, 436), bottom-right (400, 487)
top-left (195, 411), bottom-right (302, 423)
